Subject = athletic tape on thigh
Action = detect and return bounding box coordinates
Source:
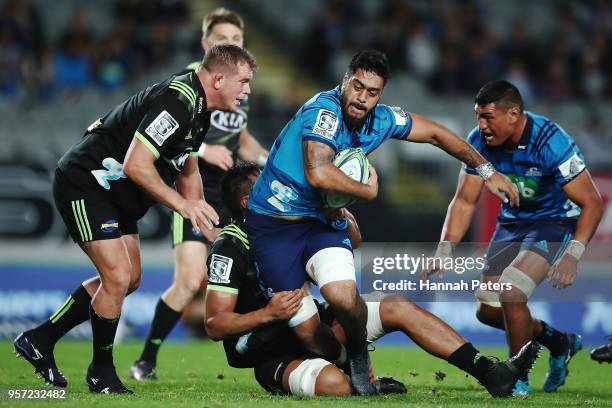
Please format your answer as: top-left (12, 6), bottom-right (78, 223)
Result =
top-left (288, 358), bottom-right (331, 396)
top-left (499, 266), bottom-right (537, 298)
top-left (365, 302), bottom-right (385, 343)
top-left (287, 295), bottom-right (318, 328)
top-left (474, 287), bottom-right (501, 308)
top-left (305, 247), bottom-right (355, 288)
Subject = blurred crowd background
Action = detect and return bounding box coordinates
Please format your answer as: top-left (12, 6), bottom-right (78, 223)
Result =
top-left (1, 0), bottom-right (611, 242)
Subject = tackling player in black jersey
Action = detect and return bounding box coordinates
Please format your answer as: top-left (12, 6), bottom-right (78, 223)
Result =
top-left (14, 45), bottom-right (256, 395)
top-left (130, 7), bottom-right (269, 381)
top-left (202, 163), bottom-right (541, 398)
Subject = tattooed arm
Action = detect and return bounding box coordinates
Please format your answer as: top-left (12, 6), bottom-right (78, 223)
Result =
top-left (404, 113), bottom-right (520, 206)
top-left (302, 140), bottom-right (378, 201)
top-left (404, 113), bottom-right (486, 168)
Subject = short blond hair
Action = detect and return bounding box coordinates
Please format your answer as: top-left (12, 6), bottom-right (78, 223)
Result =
top-left (202, 8), bottom-right (244, 38)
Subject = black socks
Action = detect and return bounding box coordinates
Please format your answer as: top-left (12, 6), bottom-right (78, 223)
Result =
top-left (33, 284), bottom-right (91, 346)
top-left (139, 298), bottom-right (182, 364)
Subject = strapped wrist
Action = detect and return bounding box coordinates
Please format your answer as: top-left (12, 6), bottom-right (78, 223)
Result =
top-left (565, 240), bottom-right (585, 261)
top-left (476, 162), bottom-right (496, 180)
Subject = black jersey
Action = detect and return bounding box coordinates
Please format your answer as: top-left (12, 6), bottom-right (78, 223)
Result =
top-left (206, 221), bottom-right (303, 368)
top-left (186, 61), bottom-right (249, 205)
top-left (57, 71), bottom-right (210, 218)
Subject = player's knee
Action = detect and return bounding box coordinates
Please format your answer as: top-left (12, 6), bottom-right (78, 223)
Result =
top-left (288, 359), bottom-right (335, 397)
top-left (499, 266), bottom-right (535, 302)
top-left (307, 247), bottom-right (356, 290)
top-left (101, 267), bottom-right (131, 296)
top-left (127, 272), bottom-right (141, 294)
top-left (314, 365), bottom-right (351, 396)
top-left (381, 294), bottom-right (413, 318)
top-left (321, 281), bottom-right (359, 314)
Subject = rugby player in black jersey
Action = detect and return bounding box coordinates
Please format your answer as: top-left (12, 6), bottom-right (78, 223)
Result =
top-left (203, 164), bottom-right (541, 398)
top-left (131, 8), bottom-right (269, 381)
top-left (14, 45), bottom-right (256, 394)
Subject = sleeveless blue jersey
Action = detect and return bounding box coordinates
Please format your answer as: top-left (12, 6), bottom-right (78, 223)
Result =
top-left (248, 86), bottom-right (412, 225)
top-left (464, 111), bottom-right (586, 222)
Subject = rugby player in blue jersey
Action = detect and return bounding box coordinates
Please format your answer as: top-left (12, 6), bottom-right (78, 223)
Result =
top-left (246, 50), bottom-right (519, 395)
top-left (424, 80), bottom-right (603, 395)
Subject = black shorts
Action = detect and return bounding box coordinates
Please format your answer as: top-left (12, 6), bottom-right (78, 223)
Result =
top-left (53, 168), bottom-right (138, 243)
top-left (254, 354), bottom-right (300, 396)
top-left (170, 197), bottom-right (232, 248)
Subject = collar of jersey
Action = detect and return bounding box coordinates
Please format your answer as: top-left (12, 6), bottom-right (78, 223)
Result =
top-left (191, 71), bottom-right (207, 111)
top-left (518, 113), bottom-right (534, 147)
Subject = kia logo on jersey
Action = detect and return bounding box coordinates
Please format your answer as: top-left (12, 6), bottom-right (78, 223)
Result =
top-left (210, 109), bottom-right (247, 132)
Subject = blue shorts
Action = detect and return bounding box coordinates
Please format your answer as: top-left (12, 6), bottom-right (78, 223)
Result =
top-left (245, 210), bottom-right (352, 297)
top-left (483, 218), bottom-right (576, 277)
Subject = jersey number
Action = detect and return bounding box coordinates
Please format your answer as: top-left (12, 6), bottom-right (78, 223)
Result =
top-left (91, 158), bottom-right (127, 190)
top-left (267, 180), bottom-right (297, 212)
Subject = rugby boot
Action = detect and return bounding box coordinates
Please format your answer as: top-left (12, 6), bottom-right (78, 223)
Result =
top-left (129, 360), bottom-right (158, 381)
top-left (543, 333), bottom-right (582, 392)
top-left (14, 331), bottom-right (67, 387)
top-left (374, 376), bottom-right (407, 394)
top-left (590, 337), bottom-right (612, 363)
top-left (348, 343), bottom-right (377, 396)
top-left (479, 340), bottom-right (541, 397)
top-left (87, 363), bottom-right (133, 394)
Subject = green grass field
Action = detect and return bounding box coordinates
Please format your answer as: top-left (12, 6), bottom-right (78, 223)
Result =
top-left (1, 340), bottom-right (611, 407)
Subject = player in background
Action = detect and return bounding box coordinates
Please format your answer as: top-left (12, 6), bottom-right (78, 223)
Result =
top-left (130, 8), bottom-right (268, 381)
top-left (14, 45), bottom-right (256, 394)
top-left (203, 163), bottom-right (540, 398)
top-left (246, 49), bottom-right (519, 395)
top-left (422, 80), bottom-right (603, 395)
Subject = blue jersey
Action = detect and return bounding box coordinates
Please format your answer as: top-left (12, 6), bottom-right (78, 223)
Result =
top-left (248, 86), bottom-right (412, 225)
top-left (464, 111), bottom-right (586, 222)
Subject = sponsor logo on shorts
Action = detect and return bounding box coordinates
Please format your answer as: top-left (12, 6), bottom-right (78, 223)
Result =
top-left (209, 254), bottom-right (233, 284)
top-left (312, 109), bottom-right (338, 139)
top-left (343, 238), bottom-right (352, 249)
top-left (101, 219), bottom-right (119, 233)
top-left (146, 110), bottom-right (179, 146)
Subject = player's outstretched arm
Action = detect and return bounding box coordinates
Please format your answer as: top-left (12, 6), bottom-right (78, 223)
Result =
top-left (302, 140), bottom-right (378, 201)
top-left (204, 289), bottom-right (302, 341)
top-left (176, 155), bottom-right (204, 200)
top-left (124, 137), bottom-right (191, 214)
top-left (124, 138), bottom-right (218, 232)
top-left (237, 128), bottom-right (269, 166)
top-left (405, 113), bottom-right (519, 207)
top-left (421, 171), bottom-right (484, 281)
top-left (176, 156), bottom-right (219, 241)
top-left (441, 171), bottom-right (484, 243)
top-left (548, 170), bottom-right (603, 289)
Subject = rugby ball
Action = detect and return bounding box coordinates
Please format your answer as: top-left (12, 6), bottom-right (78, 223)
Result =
top-left (322, 148), bottom-right (370, 208)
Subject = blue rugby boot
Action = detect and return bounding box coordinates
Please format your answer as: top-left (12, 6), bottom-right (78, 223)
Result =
top-left (543, 333), bottom-right (582, 393)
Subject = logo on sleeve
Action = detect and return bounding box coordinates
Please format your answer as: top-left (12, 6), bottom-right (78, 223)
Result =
top-left (390, 106), bottom-right (407, 126)
top-left (312, 109), bottom-right (338, 139)
top-left (146, 110), bottom-right (179, 146)
top-left (559, 152), bottom-right (585, 180)
top-left (209, 254), bottom-right (233, 284)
